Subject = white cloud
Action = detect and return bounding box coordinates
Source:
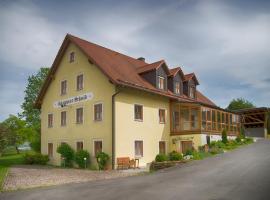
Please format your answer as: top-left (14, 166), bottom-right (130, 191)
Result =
top-left (0, 1), bottom-right (75, 70)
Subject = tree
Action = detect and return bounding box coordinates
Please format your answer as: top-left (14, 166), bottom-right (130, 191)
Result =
top-left (20, 67), bottom-right (50, 151)
top-left (2, 115), bottom-right (33, 154)
top-left (227, 98), bottom-right (255, 111)
top-left (0, 123), bottom-right (9, 156)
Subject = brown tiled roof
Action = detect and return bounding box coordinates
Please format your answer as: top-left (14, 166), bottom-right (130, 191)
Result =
top-left (35, 34), bottom-right (215, 108)
top-left (196, 91), bottom-right (216, 106)
top-left (136, 60), bottom-right (164, 74)
top-left (184, 73), bottom-right (199, 85)
top-left (169, 67), bottom-right (185, 79)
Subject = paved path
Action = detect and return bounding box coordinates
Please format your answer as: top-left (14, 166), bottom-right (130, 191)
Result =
top-left (1, 139), bottom-right (270, 200)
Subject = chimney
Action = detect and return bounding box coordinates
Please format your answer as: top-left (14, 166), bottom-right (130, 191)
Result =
top-left (137, 57), bottom-right (145, 62)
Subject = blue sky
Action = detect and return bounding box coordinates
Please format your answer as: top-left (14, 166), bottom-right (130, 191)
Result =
top-left (0, 0), bottom-right (269, 121)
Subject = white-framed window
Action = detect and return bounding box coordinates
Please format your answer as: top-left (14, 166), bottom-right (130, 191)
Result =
top-left (175, 81), bottom-right (180, 94)
top-left (189, 86), bottom-right (195, 98)
top-left (61, 111), bottom-right (67, 126)
top-left (135, 140), bottom-right (143, 158)
top-left (158, 76), bottom-right (165, 90)
top-left (159, 109), bottom-right (166, 124)
top-left (69, 52), bottom-right (75, 63)
top-left (48, 143), bottom-right (53, 158)
top-left (76, 74), bottom-right (83, 91)
top-left (159, 141), bottom-right (166, 154)
top-left (94, 103), bottom-right (103, 121)
top-left (93, 140), bottom-right (103, 156)
top-left (76, 107), bottom-right (83, 124)
top-left (134, 104), bottom-right (143, 121)
top-left (48, 113), bottom-right (53, 128)
top-left (76, 141), bottom-right (83, 151)
top-left (60, 80), bottom-right (67, 95)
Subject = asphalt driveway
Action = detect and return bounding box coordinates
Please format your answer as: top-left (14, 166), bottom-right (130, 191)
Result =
top-left (1, 139), bottom-right (270, 200)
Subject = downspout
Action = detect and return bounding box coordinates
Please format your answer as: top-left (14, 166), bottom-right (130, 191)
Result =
top-left (112, 89), bottom-right (121, 169)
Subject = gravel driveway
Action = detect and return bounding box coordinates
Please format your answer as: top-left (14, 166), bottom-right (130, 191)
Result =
top-left (3, 165), bottom-right (140, 191)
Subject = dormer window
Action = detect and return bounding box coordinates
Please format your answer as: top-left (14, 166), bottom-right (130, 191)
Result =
top-left (190, 86), bottom-right (195, 98)
top-left (69, 52), bottom-right (75, 63)
top-left (158, 76), bottom-right (165, 90)
top-left (175, 82), bottom-right (180, 94)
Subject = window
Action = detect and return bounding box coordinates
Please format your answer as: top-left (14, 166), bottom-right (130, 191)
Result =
top-left (76, 141), bottom-right (83, 151)
top-left (158, 76), bottom-right (165, 90)
top-left (172, 111), bottom-right (180, 131)
top-left (135, 141), bottom-right (143, 157)
top-left (76, 74), bottom-right (83, 90)
top-left (134, 104), bottom-right (143, 121)
top-left (189, 86), bottom-right (195, 98)
top-left (61, 80), bottom-right (67, 95)
top-left (159, 109), bottom-right (165, 123)
top-left (48, 143), bottom-right (53, 158)
top-left (175, 82), bottom-right (180, 94)
top-left (212, 110), bottom-right (216, 130)
top-left (159, 141), bottom-right (166, 154)
top-left (94, 103), bottom-right (103, 121)
top-left (180, 108), bottom-right (190, 130)
top-left (69, 52), bottom-right (75, 63)
top-left (48, 113), bottom-right (53, 128)
top-left (202, 107), bottom-right (211, 131)
top-left (94, 140), bottom-right (102, 156)
top-left (76, 108), bottom-right (83, 124)
top-left (61, 111), bottom-right (67, 126)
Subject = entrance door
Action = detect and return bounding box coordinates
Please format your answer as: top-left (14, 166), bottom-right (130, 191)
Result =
top-left (181, 141), bottom-right (193, 153)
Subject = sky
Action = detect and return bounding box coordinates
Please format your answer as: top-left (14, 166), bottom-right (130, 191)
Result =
top-left (0, 0), bottom-right (269, 121)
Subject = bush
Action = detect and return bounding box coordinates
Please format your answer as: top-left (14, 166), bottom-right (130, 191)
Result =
top-left (222, 129), bottom-right (228, 144)
top-left (235, 136), bottom-right (242, 144)
top-left (96, 152), bottom-right (110, 170)
top-left (75, 150), bottom-right (90, 168)
top-left (209, 146), bottom-right (223, 155)
top-left (184, 149), bottom-right (193, 156)
top-left (57, 143), bottom-right (74, 167)
top-left (210, 141), bottom-right (225, 149)
top-left (244, 137), bottom-right (254, 144)
top-left (155, 154), bottom-right (168, 162)
top-left (24, 153), bottom-right (49, 165)
top-left (168, 151), bottom-right (183, 161)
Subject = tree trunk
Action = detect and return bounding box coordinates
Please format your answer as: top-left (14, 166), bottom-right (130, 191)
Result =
top-left (15, 146), bottom-right (20, 154)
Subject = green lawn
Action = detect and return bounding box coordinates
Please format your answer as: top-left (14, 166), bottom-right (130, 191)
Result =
top-left (0, 150), bottom-right (27, 191)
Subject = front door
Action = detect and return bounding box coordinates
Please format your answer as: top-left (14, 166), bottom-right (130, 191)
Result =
top-left (181, 141), bottom-right (193, 154)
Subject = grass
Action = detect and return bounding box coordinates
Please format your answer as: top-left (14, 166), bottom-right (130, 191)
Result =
top-left (0, 147), bottom-right (31, 191)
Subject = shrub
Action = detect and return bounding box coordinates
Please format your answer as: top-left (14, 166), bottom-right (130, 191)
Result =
top-left (75, 150), bottom-right (90, 168)
top-left (244, 137), bottom-right (254, 144)
top-left (184, 149), bottom-right (193, 156)
top-left (168, 151), bottom-right (183, 161)
top-left (235, 136), bottom-right (241, 144)
top-left (222, 129), bottom-right (228, 144)
top-left (210, 141), bottom-right (225, 149)
top-left (57, 143), bottom-right (75, 167)
top-left (24, 153), bottom-right (49, 165)
top-left (209, 146), bottom-right (223, 155)
top-left (155, 154), bottom-right (168, 162)
top-left (96, 152), bottom-right (110, 170)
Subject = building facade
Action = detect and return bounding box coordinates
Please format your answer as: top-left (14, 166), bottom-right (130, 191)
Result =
top-left (36, 34), bottom-right (240, 169)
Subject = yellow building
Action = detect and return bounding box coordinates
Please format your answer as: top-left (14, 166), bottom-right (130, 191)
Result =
top-left (35, 34), bottom-right (240, 169)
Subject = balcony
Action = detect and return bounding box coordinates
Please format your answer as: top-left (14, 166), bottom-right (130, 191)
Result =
top-left (170, 103), bottom-right (241, 136)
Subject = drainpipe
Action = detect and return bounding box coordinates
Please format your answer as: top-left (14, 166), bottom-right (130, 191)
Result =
top-left (112, 89), bottom-right (121, 169)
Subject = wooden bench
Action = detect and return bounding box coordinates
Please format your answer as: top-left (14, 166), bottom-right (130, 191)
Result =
top-left (117, 157), bottom-right (136, 170)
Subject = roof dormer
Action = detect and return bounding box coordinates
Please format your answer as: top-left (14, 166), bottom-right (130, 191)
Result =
top-left (168, 67), bottom-right (184, 96)
top-left (136, 60), bottom-right (170, 91)
top-left (183, 73), bottom-right (199, 99)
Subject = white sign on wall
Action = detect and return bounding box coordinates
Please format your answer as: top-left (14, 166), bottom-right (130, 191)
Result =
top-left (53, 92), bottom-right (93, 108)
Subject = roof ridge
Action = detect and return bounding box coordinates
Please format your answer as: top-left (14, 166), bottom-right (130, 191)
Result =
top-left (68, 34), bottom-right (148, 65)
